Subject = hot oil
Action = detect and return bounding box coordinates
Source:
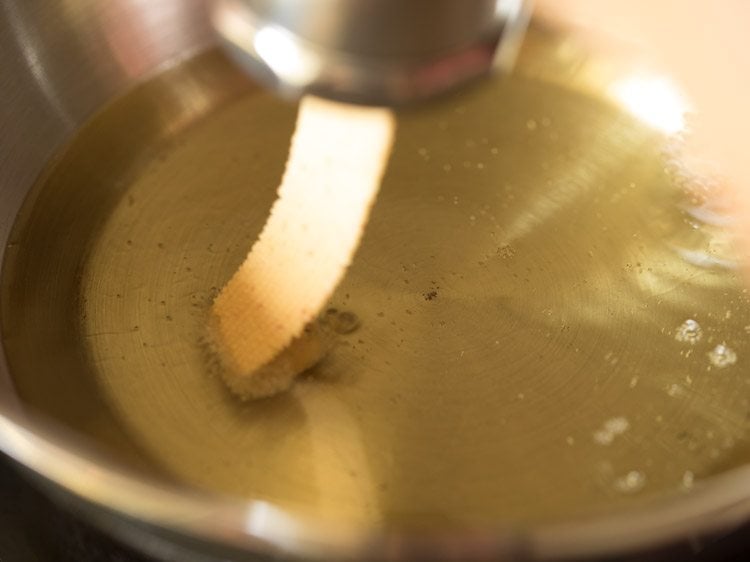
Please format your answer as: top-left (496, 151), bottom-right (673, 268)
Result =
top-left (4, 34), bottom-right (750, 527)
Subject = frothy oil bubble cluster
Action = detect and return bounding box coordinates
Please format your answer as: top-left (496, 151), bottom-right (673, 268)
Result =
top-left (708, 343), bottom-right (737, 368)
top-left (593, 416), bottom-right (630, 446)
top-left (675, 318), bottom-right (702, 344)
top-left (614, 470), bottom-right (646, 494)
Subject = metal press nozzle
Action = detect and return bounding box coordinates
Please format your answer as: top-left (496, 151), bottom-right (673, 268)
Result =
top-left (211, 0), bottom-right (531, 106)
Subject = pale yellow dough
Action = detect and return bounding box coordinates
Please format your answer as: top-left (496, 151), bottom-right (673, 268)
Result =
top-left (208, 96), bottom-right (395, 399)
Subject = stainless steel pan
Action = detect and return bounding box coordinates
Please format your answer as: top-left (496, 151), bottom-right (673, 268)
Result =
top-left (3, 1), bottom-right (750, 560)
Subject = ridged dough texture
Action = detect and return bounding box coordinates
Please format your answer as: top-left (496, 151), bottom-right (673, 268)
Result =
top-left (208, 97), bottom-right (396, 399)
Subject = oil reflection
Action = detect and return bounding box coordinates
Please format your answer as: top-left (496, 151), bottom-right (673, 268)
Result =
top-left (610, 75), bottom-right (688, 135)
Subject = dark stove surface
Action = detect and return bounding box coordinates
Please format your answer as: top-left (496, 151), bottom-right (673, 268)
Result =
top-left (2, 452), bottom-right (750, 562)
top-left (0, 454), bottom-right (148, 562)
